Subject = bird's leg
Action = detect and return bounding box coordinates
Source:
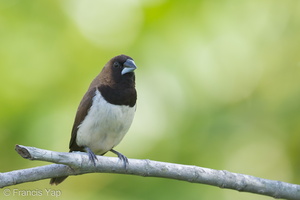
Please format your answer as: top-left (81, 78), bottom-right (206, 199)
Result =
top-left (110, 149), bottom-right (129, 168)
top-left (84, 146), bottom-right (98, 166)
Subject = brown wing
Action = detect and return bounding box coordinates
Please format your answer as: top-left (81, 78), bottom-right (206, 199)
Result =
top-left (69, 87), bottom-right (97, 152)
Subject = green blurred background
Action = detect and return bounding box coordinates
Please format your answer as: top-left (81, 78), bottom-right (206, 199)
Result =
top-left (1, 0), bottom-right (300, 199)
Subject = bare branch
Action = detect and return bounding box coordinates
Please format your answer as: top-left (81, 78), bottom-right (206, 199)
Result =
top-left (0, 145), bottom-right (298, 200)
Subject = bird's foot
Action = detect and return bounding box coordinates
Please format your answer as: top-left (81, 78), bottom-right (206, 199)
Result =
top-left (84, 147), bottom-right (98, 166)
top-left (110, 149), bottom-right (129, 168)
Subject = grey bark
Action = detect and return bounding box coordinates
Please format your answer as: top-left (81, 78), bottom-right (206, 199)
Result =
top-left (0, 145), bottom-right (299, 200)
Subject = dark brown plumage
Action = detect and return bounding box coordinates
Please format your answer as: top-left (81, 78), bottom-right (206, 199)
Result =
top-left (50, 55), bottom-right (137, 185)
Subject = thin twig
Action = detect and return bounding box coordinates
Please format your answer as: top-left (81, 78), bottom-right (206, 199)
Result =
top-left (0, 145), bottom-right (299, 200)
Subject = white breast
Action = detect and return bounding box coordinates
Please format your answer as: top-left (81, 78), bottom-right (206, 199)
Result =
top-left (76, 89), bottom-right (136, 154)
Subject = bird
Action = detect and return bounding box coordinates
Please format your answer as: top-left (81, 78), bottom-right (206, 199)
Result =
top-left (50, 54), bottom-right (137, 185)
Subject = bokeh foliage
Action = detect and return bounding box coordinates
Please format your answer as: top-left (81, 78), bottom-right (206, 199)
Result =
top-left (1, 0), bottom-right (300, 199)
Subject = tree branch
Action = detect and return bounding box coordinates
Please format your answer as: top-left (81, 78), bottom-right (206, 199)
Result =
top-left (0, 145), bottom-right (299, 200)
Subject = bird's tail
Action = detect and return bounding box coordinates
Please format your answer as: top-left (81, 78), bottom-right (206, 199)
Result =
top-left (50, 176), bottom-right (68, 185)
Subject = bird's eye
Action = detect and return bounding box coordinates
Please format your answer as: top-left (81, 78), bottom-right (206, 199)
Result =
top-left (113, 62), bottom-right (120, 68)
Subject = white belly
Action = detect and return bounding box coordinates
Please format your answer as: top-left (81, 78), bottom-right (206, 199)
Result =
top-left (76, 89), bottom-right (136, 154)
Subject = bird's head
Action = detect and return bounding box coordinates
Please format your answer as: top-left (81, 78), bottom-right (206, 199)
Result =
top-left (100, 54), bottom-right (137, 88)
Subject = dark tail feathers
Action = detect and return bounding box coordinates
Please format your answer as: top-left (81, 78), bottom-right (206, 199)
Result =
top-left (50, 176), bottom-right (68, 185)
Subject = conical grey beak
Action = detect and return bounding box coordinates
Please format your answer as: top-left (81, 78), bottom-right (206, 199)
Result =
top-left (122, 59), bottom-right (137, 75)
